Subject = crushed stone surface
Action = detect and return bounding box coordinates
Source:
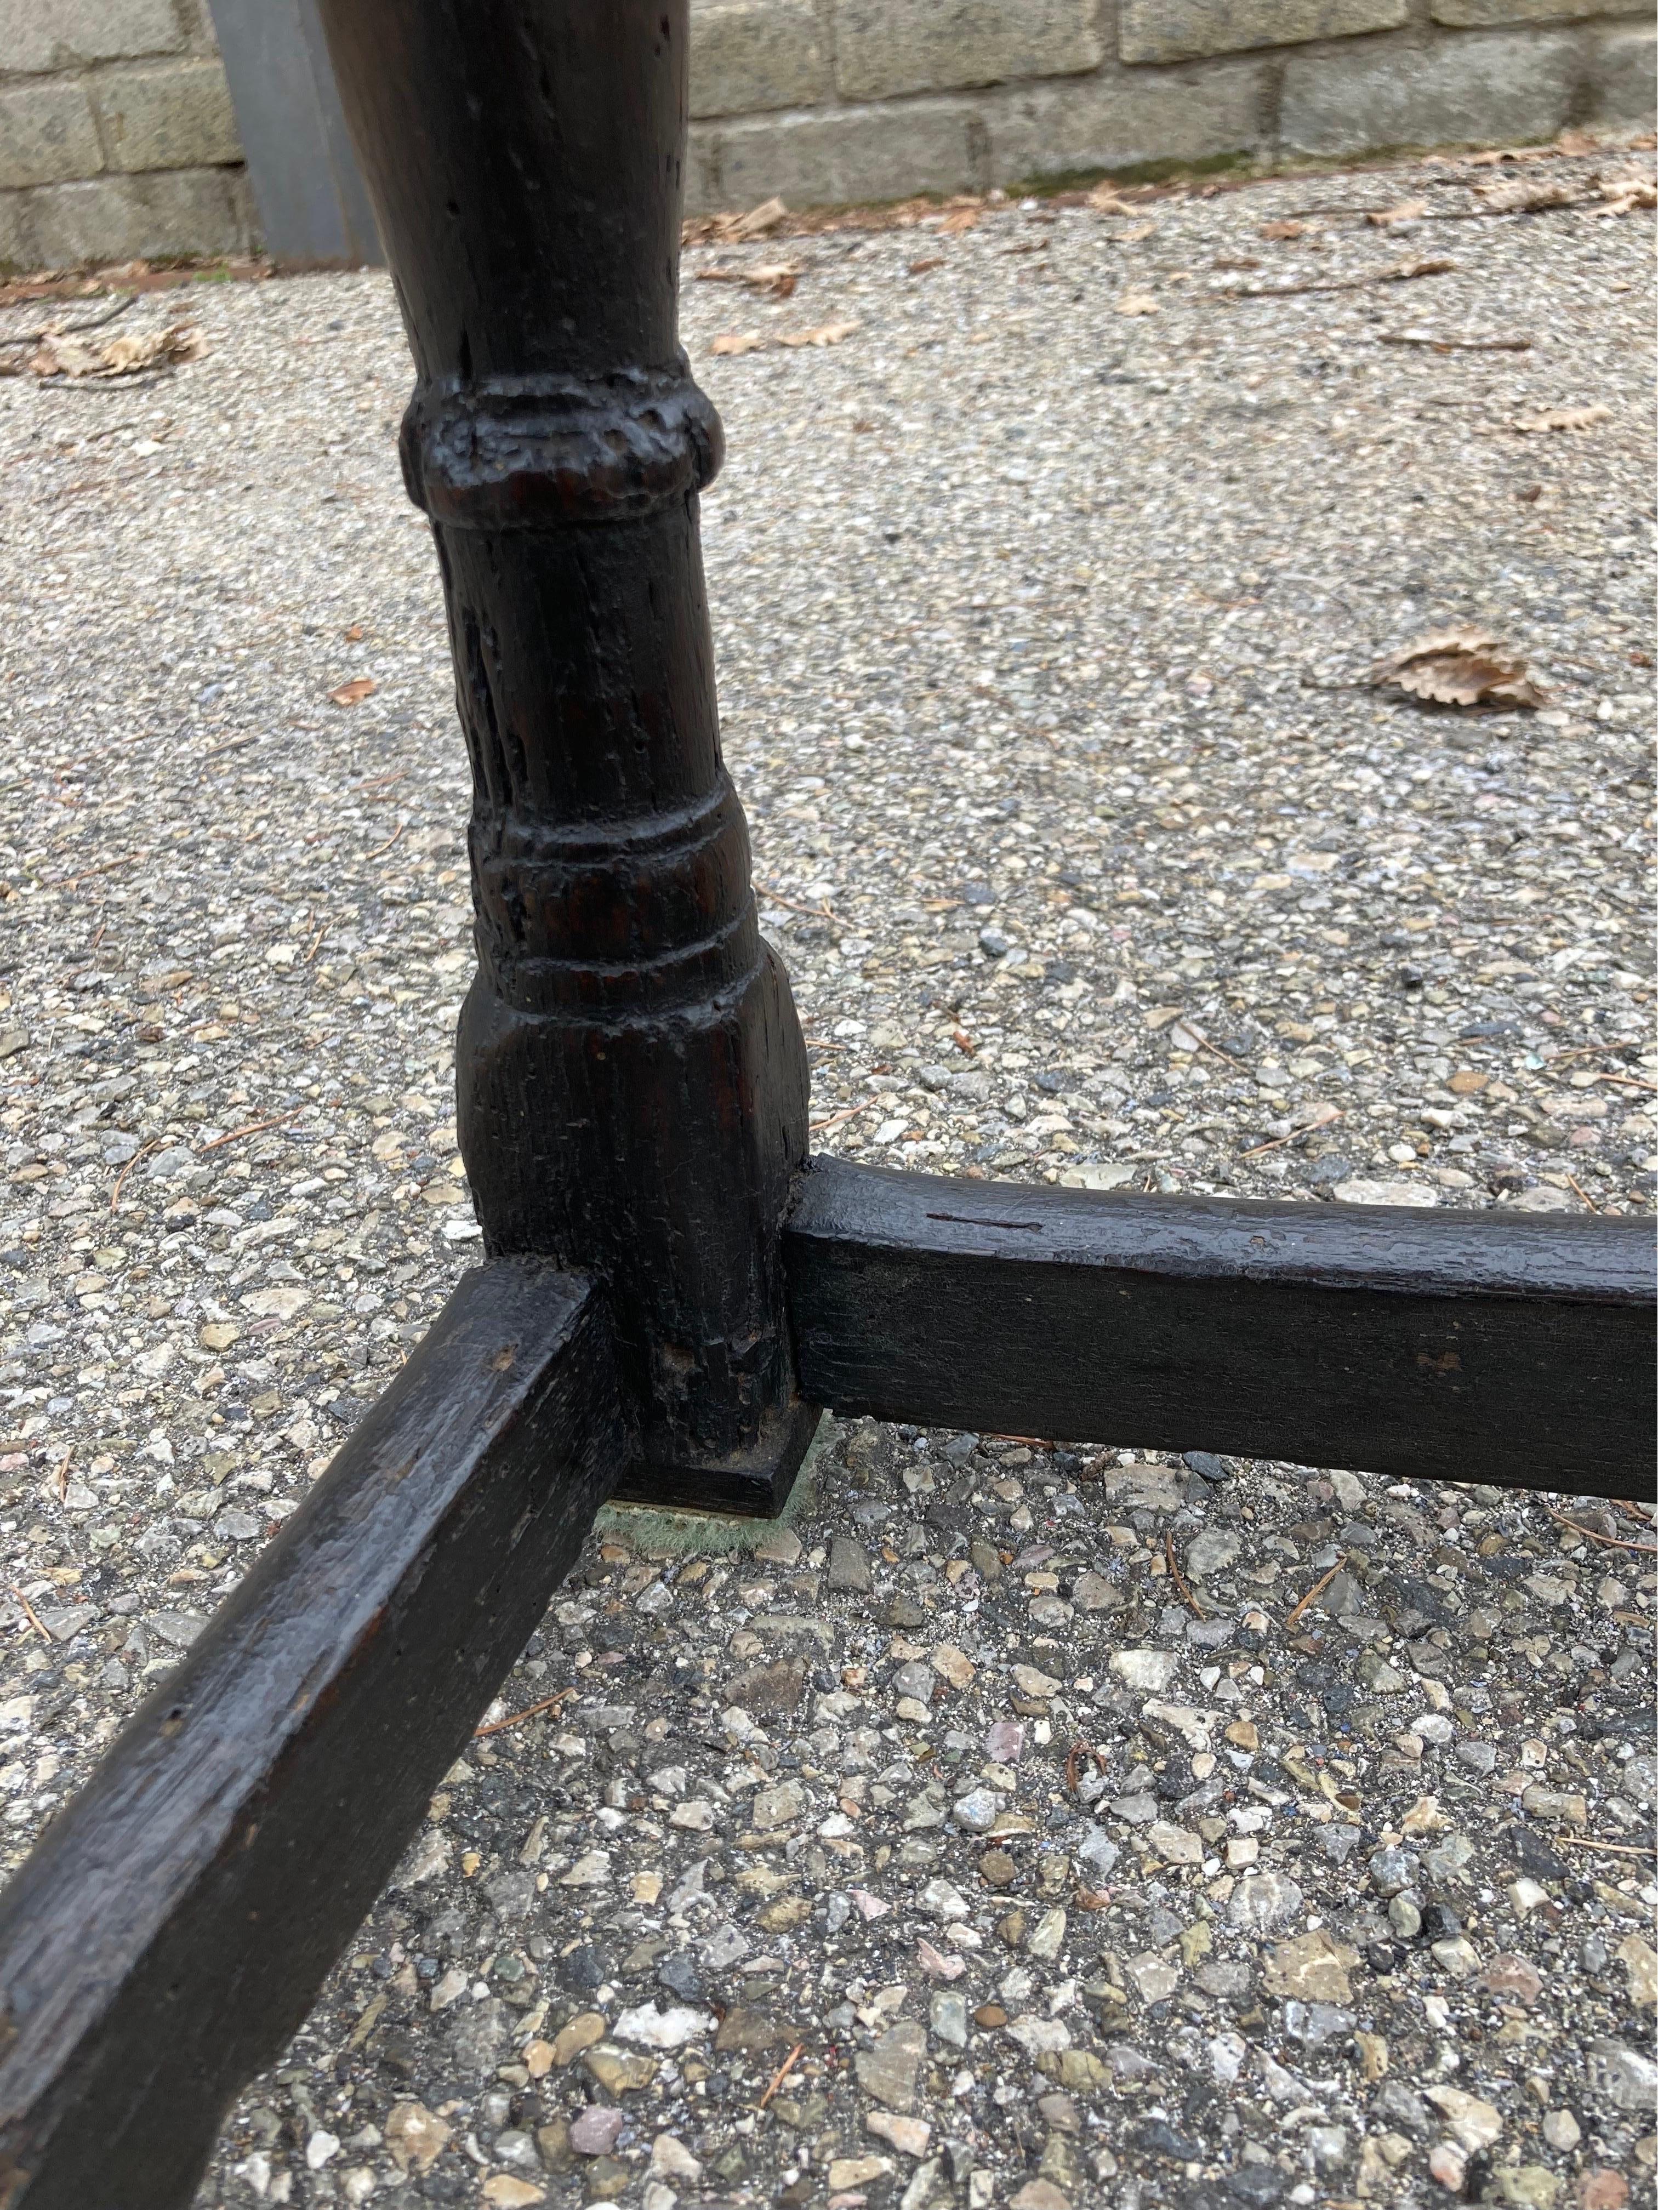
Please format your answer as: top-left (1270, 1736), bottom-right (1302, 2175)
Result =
top-left (0, 142), bottom-right (1653, 2211)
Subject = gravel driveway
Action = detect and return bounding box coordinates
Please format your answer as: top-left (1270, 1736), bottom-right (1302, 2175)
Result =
top-left (0, 138), bottom-right (1653, 2212)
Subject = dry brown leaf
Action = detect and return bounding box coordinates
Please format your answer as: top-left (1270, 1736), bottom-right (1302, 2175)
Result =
top-left (1512, 404), bottom-right (1611, 433)
top-left (710, 330), bottom-right (764, 356)
top-left (1087, 185), bottom-right (1136, 215)
top-left (1112, 220), bottom-right (1158, 244)
top-left (1258, 219), bottom-right (1309, 241)
top-left (1366, 199), bottom-right (1428, 227)
top-left (774, 321), bottom-right (858, 348)
top-left (723, 195), bottom-right (788, 242)
top-left (1556, 128), bottom-right (1600, 157)
top-left (328, 677), bottom-right (379, 708)
top-left (1474, 175), bottom-right (1583, 214)
top-left (908, 255), bottom-right (945, 276)
top-left (22, 321), bottom-right (204, 379)
top-left (939, 206), bottom-right (981, 235)
top-left (1372, 628), bottom-right (1547, 710)
top-left (1600, 168), bottom-right (1656, 214)
top-left (1114, 291), bottom-right (1159, 316)
top-left (695, 261), bottom-right (800, 298)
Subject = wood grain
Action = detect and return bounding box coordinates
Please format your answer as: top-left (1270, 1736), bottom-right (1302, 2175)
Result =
top-left (0, 1261), bottom-right (629, 2208)
top-left (786, 1158), bottom-right (1656, 1498)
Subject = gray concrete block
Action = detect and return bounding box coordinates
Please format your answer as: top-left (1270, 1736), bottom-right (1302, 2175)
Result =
top-left (987, 59), bottom-right (1266, 184)
top-left (835, 0), bottom-right (1102, 101)
top-left (1432, 0), bottom-right (1625, 22)
top-left (690, 0), bottom-right (830, 119)
top-left (0, 0), bottom-right (185, 74)
top-left (0, 79), bottom-right (100, 189)
top-left (24, 161), bottom-right (252, 265)
top-left (0, 184), bottom-right (36, 270)
top-left (1121, 0), bottom-right (1406, 65)
top-left (686, 120), bottom-right (722, 214)
top-left (90, 56), bottom-right (241, 173)
top-left (1280, 28), bottom-right (1577, 152)
top-left (711, 96), bottom-right (981, 208)
top-left (1587, 20), bottom-right (1656, 123)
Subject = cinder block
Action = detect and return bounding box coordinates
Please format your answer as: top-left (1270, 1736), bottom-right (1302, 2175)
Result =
top-left (711, 96), bottom-right (980, 208)
top-left (1432, 0), bottom-right (1626, 22)
top-left (986, 59), bottom-right (1266, 183)
top-left (1587, 20), bottom-right (1656, 123)
top-left (690, 0), bottom-right (830, 119)
top-left (686, 120), bottom-right (722, 213)
top-left (90, 56), bottom-right (241, 174)
top-left (24, 161), bottom-right (252, 265)
top-left (835, 0), bottom-right (1102, 101)
top-left (0, 183), bottom-right (35, 270)
top-left (0, 0), bottom-right (185, 75)
top-left (1280, 28), bottom-right (1577, 152)
top-left (0, 79), bottom-right (100, 189)
top-left (1121, 0), bottom-right (1405, 65)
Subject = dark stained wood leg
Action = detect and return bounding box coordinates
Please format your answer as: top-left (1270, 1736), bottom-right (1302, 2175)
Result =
top-left (787, 1158), bottom-right (1658, 1500)
top-left (0, 1262), bottom-right (630, 2209)
top-left (317, 0), bottom-right (817, 1515)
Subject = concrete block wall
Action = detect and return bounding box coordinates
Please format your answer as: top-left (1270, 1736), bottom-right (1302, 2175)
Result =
top-left (1, 0), bottom-right (1652, 271)
top-left (684, 0), bottom-right (1655, 213)
top-left (0, 0), bottom-right (255, 271)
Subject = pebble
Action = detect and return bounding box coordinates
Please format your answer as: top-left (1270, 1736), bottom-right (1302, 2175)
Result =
top-left (854, 2021), bottom-right (927, 2111)
top-left (1480, 1953), bottom-right (1543, 2005)
top-left (867, 2112), bottom-right (932, 2157)
top-left (1108, 1650), bottom-right (1180, 1692)
top-left (1424, 2086), bottom-right (1504, 2153)
top-left (568, 2107), bottom-right (625, 2157)
top-left (1541, 2110), bottom-right (1581, 2153)
top-left (582, 2044), bottom-right (658, 2095)
top-left (1228, 1872), bottom-right (1304, 1932)
top-left (952, 1787), bottom-right (1000, 1833)
top-left (828, 1535), bottom-right (873, 1593)
top-left (1264, 1931), bottom-right (1357, 2005)
top-left (828, 2156), bottom-right (892, 2192)
top-left (648, 2135), bottom-right (702, 2185)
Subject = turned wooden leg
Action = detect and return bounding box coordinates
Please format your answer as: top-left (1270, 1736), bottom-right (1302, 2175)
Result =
top-left (321, 0), bottom-right (817, 1512)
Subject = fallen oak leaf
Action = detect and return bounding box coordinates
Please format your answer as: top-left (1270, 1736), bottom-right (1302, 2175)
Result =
top-left (721, 194), bottom-right (788, 241)
top-left (1599, 168), bottom-right (1656, 214)
top-left (24, 321), bottom-right (204, 379)
top-left (1259, 218), bottom-right (1310, 240)
top-left (710, 330), bottom-right (765, 356)
top-left (1366, 198), bottom-right (1428, 226)
top-left (1511, 404), bottom-right (1611, 433)
top-left (774, 320), bottom-right (859, 347)
top-left (328, 677), bottom-right (379, 706)
top-left (1371, 627), bottom-right (1547, 710)
top-left (694, 262), bottom-right (800, 298)
top-left (1110, 220), bottom-right (1158, 245)
top-left (1087, 184), bottom-right (1136, 214)
top-left (1473, 175), bottom-right (1585, 214)
top-left (1114, 290), bottom-right (1159, 316)
top-left (939, 206), bottom-right (981, 234)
